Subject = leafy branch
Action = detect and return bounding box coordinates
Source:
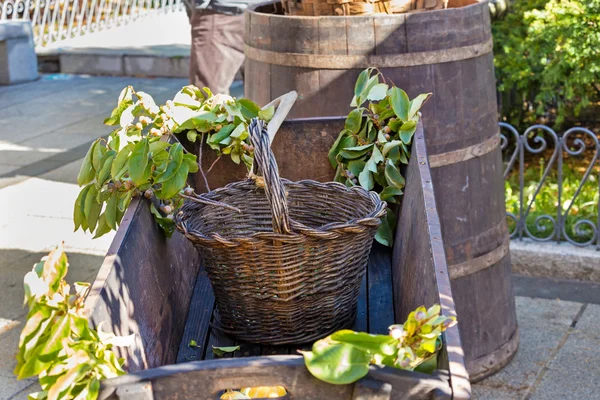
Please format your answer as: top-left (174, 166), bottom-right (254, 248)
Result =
top-left (74, 86), bottom-right (272, 238)
top-left (328, 69), bottom-right (431, 246)
top-left (301, 304), bottom-right (456, 385)
top-left (15, 244), bottom-right (132, 400)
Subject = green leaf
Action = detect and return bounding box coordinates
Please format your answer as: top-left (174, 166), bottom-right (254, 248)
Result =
top-left (91, 140), bottom-right (105, 172)
top-left (390, 87), bottom-right (410, 121)
top-left (83, 185), bottom-right (99, 228)
top-left (382, 140), bottom-right (402, 157)
top-left (301, 340), bottom-right (371, 385)
top-left (365, 146), bottom-right (384, 173)
top-left (128, 139), bottom-right (150, 185)
top-left (331, 330), bottom-right (398, 356)
top-left (258, 105), bottom-right (275, 121)
top-left (358, 166), bottom-right (374, 191)
top-left (399, 120), bottom-right (417, 144)
top-left (212, 345), bottom-right (240, 356)
top-left (347, 160), bottom-right (366, 177)
top-left (106, 192), bottom-right (118, 230)
top-left (93, 213), bottom-right (112, 239)
top-left (186, 130), bottom-right (198, 142)
top-left (183, 153), bottom-right (199, 173)
top-left (367, 83), bottom-right (389, 101)
top-left (414, 354), bottom-right (438, 374)
top-left (208, 124), bottom-right (235, 149)
top-left (379, 186), bottom-right (403, 201)
top-left (339, 143), bottom-right (373, 160)
top-left (73, 185), bottom-right (91, 231)
top-left (345, 108), bottom-right (364, 134)
top-left (230, 123), bottom-right (248, 139)
top-left (421, 338), bottom-right (438, 354)
top-left (237, 99), bottom-right (261, 119)
top-left (328, 130), bottom-right (350, 169)
top-left (78, 141), bottom-right (98, 186)
top-left (96, 151), bottom-right (116, 188)
top-left (111, 143), bottom-right (134, 180)
top-left (149, 141), bottom-right (170, 155)
top-left (384, 159), bottom-right (405, 189)
top-left (160, 162), bottom-right (189, 199)
top-left (149, 204), bottom-right (175, 237)
top-left (156, 143), bottom-right (184, 183)
top-left (408, 93), bottom-right (431, 120)
top-left (354, 69), bottom-right (371, 98)
top-left (375, 215), bottom-right (394, 247)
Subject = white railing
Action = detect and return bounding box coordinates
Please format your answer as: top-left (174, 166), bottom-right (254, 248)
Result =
top-left (0, 0), bottom-right (183, 47)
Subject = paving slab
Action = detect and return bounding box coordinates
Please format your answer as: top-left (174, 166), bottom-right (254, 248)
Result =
top-left (531, 304), bottom-right (600, 400)
top-left (473, 297), bottom-right (583, 399)
top-left (0, 376), bottom-right (36, 400)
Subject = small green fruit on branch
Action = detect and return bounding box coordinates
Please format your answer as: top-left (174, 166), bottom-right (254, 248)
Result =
top-left (15, 244), bottom-right (132, 400)
top-left (74, 85), bottom-right (272, 238)
top-left (300, 304), bottom-right (456, 385)
top-left (328, 68), bottom-right (432, 247)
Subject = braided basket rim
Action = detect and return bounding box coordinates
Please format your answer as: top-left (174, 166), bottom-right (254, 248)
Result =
top-left (175, 178), bottom-right (387, 245)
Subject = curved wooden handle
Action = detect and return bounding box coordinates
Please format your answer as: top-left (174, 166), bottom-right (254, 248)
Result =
top-left (262, 90), bottom-right (298, 144)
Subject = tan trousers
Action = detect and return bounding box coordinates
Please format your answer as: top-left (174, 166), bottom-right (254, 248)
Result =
top-left (189, 10), bottom-right (245, 95)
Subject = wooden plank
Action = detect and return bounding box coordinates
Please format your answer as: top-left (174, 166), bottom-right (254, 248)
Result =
top-left (374, 14), bottom-right (408, 56)
top-left (351, 272), bottom-right (368, 333)
top-left (392, 124), bottom-right (471, 398)
top-left (261, 345), bottom-right (291, 356)
top-left (270, 65), bottom-right (320, 118)
top-left (316, 69), bottom-right (356, 119)
top-left (346, 16), bottom-right (375, 56)
top-left (204, 326), bottom-right (237, 360)
top-left (234, 342), bottom-right (263, 358)
top-left (100, 355), bottom-right (452, 400)
top-left (86, 198), bottom-right (200, 371)
top-left (176, 268), bottom-right (215, 363)
top-left (269, 15), bottom-right (318, 54)
top-left (367, 243), bottom-right (395, 335)
top-left (317, 17), bottom-right (347, 56)
top-left (404, 2), bottom-right (486, 52)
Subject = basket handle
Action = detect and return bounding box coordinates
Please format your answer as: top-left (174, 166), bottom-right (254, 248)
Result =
top-left (248, 118), bottom-right (292, 235)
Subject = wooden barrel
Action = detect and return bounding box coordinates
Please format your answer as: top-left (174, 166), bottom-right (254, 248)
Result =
top-left (244, 1), bottom-right (518, 382)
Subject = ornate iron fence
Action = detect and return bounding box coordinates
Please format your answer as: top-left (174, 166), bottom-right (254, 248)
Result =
top-left (0, 0), bottom-right (183, 47)
top-left (501, 122), bottom-right (600, 249)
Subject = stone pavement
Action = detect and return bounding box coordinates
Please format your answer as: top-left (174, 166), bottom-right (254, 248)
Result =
top-left (1, 75), bottom-right (600, 400)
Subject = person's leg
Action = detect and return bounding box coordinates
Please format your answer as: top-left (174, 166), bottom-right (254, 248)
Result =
top-left (189, 10), bottom-right (245, 94)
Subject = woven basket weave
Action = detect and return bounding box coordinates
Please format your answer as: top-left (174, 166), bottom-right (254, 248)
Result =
top-left (175, 119), bottom-right (386, 345)
top-left (282, 0), bottom-right (445, 16)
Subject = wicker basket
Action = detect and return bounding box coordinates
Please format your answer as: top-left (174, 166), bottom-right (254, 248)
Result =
top-left (175, 119), bottom-right (386, 345)
top-left (282, 0), bottom-right (445, 16)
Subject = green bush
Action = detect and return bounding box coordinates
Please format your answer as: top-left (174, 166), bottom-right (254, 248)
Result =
top-left (493, 0), bottom-right (600, 129)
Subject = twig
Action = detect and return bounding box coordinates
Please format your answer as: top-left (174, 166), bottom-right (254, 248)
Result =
top-left (180, 193), bottom-right (242, 213)
top-left (170, 133), bottom-right (191, 154)
top-left (207, 156), bottom-right (221, 174)
top-left (198, 132), bottom-right (210, 192)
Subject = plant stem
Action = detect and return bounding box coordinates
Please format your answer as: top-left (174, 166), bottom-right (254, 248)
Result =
top-left (198, 132), bottom-right (211, 192)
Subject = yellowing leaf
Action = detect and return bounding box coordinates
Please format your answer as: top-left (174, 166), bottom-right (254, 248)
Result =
top-left (240, 386), bottom-right (287, 398)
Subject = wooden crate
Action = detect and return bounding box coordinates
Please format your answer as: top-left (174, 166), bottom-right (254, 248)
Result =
top-left (89, 120), bottom-right (471, 399)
